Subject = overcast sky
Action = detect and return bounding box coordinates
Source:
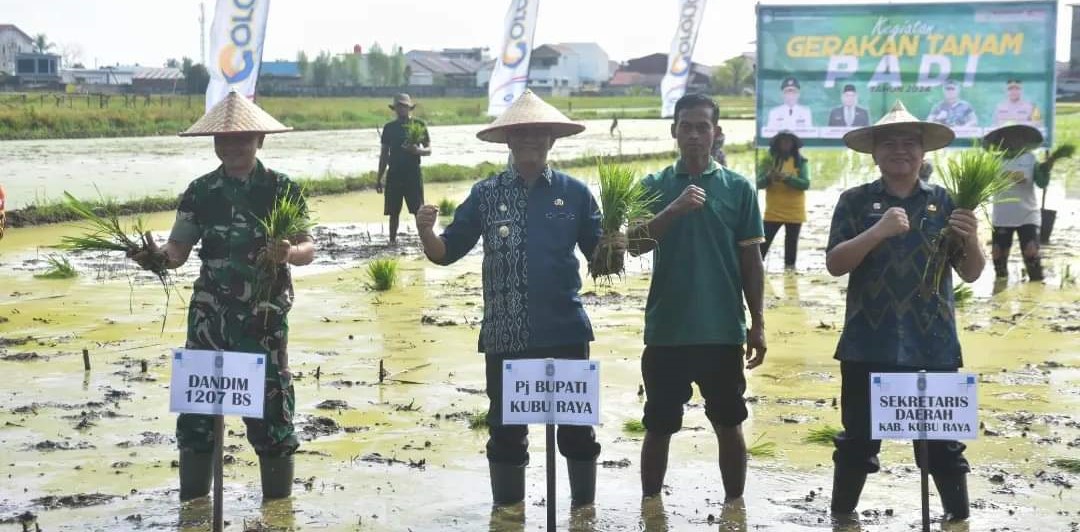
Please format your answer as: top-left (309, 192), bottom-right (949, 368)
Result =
top-left (2, 0), bottom-right (1076, 68)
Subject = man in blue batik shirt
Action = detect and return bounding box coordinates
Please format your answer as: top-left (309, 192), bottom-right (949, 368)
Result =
top-left (827, 101), bottom-right (985, 522)
top-left (416, 90), bottom-right (604, 510)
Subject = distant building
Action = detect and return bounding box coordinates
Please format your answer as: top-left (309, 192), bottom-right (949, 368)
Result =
top-left (259, 60), bottom-right (305, 91)
top-left (61, 65), bottom-right (135, 86)
top-left (1072, 5), bottom-right (1080, 73)
top-left (406, 50), bottom-right (482, 88)
top-left (0, 24), bottom-right (33, 75)
top-left (475, 42), bottom-right (611, 95)
top-left (133, 67), bottom-right (184, 93)
top-left (15, 52), bottom-right (60, 84)
top-left (608, 52), bottom-right (713, 94)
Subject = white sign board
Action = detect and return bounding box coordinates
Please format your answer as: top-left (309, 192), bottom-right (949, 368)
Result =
top-left (502, 359), bottom-right (600, 426)
top-left (871, 372), bottom-right (978, 440)
top-left (170, 349), bottom-right (266, 418)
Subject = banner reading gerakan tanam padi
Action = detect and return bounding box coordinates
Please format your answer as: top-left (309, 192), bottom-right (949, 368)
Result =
top-left (755, 1), bottom-right (1056, 147)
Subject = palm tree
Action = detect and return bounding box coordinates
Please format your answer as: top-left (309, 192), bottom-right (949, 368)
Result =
top-left (33, 34), bottom-right (54, 54)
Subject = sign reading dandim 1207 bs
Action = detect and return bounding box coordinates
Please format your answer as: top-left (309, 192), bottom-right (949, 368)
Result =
top-left (169, 349), bottom-right (266, 418)
top-left (870, 372), bottom-right (978, 441)
top-left (755, 1), bottom-right (1057, 147)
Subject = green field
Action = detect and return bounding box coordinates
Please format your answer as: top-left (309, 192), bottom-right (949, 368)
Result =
top-left (0, 93), bottom-right (755, 140)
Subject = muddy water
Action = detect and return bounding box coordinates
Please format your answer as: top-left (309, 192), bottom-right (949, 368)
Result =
top-left (0, 119), bottom-right (756, 210)
top-left (1, 176), bottom-right (1079, 531)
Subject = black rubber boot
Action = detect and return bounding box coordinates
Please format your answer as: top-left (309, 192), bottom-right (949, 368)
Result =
top-left (1024, 257), bottom-right (1044, 281)
top-left (489, 461), bottom-right (526, 506)
top-left (830, 463), bottom-right (868, 515)
top-left (259, 454), bottom-right (294, 499)
top-left (933, 472), bottom-right (970, 521)
top-left (179, 451), bottom-right (214, 501)
top-left (993, 258), bottom-right (1008, 279)
top-left (566, 458), bottom-right (597, 507)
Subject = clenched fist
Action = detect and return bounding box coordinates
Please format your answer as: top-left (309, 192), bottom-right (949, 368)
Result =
top-left (415, 204), bottom-right (439, 232)
top-left (667, 184), bottom-right (706, 216)
top-left (873, 207), bottom-right (910, 239)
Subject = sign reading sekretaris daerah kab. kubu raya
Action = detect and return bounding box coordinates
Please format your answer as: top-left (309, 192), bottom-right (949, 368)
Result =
top-left (755, 1), bottom-right (1056, 147)
top-left (870, 372), bottom-right (978, 441)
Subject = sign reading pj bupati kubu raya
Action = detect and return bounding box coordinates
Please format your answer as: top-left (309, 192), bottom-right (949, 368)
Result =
top-left (870, 373), bottom-right (978, 440)
top-left (756, 1), bottom-right (1057, 147)
top-left (170, 349), bottom-right (266, 418)
top-left (502, 359), bottom-right (600, 426)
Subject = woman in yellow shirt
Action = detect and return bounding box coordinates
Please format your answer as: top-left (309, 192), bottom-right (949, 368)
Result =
top-left (757, 131), bottom-right (810, 268)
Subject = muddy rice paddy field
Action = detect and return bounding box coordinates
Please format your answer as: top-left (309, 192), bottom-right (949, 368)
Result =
top-left (0, 130), bottom-right (1078, 531)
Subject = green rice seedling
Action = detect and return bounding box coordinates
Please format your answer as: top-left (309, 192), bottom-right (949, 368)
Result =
top-left (34, 254), bottom-right (78, 279)
top-left (622, 419), bottom-right (646, 434)
top-left (467, 410), bottom-right (489, 430)
top-left (437, 197), bottom-right (457, 218)
top-left (924, 148), bottom-right (1014, 295)
top-left (255, 185), bottom-right (316, 313)
top-left (1049, 143), bottom-right (1077, 162)
top-left (366, 258), bottom-right (399, 291)
top-left (60, 191), bottom-right (172, 328)
top-left (747, 433), bottom-right (778, 458)
top-left (1050, 458), bottom-right (1080, 473)
top-left (590, 158), bottom-right (659, 281)
top-left (1061, 264), bottom-right (1076, 289)
top-left (803, 425), bottom-right (842, 446)
top-left (953, 283), bottom-right (973, 306)
top-left (404, 120), bottom-right (427, 146)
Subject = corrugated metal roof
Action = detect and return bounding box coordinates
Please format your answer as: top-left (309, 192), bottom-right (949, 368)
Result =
top-left (260, 60), bottom-right (300, 78)
top-left (133, 67), bottom-right (184, 80)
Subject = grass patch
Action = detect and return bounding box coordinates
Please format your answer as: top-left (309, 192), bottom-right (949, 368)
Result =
top-left (366, 258), bottom-right (399, 291)
top-left (33, 254), bottom-right (77, 279)
top-left (622, 419), bottom-right (646, 434)
top-left (747, 433), bottom-right (778, 458)
top-left (803, 425), bottom-right (842, 446)
top-left (1050, 458), bottom-right (1080, 473)
top-left (437, 197), bottom-right (457, 217)
top-left (467, 410), bottom-right (488, 430)
top-left (953, 283), bottom-right (973, 305)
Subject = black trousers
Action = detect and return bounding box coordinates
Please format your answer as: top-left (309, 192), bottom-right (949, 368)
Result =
top-left (762, 221), bottom-right (802, 267)
top-left (833, 362), bottom-right (970, 475)
top-left (484, 343), bottom-right (601, 466)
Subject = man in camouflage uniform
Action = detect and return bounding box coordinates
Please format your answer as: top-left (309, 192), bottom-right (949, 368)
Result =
top-left (133, 91), bottom-right (314, 501)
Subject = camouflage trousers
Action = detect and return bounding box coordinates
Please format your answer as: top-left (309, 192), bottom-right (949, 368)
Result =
top-left (176, 292), bottom-right (299, 457)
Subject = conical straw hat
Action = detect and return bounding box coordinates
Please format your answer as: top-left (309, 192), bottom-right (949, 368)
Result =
top-left (179, 90), bottom-right (292, 137)
top-left (477, 89), bottom-right (585, 143)
top-left (982, 123), bottom-right (1043, 149)
top-left (843, 101), bottom-right (954, 154)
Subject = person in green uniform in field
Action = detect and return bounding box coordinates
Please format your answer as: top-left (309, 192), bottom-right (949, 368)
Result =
top-left (377, 93), bottom-right (431, 245)
top-left (131, 90), bottom-right (315, 501)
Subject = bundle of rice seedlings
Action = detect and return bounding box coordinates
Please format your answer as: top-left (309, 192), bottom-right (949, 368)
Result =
top-left (255, 185), bottom-right (315, 311)
top-left (437, 197), bottom-right (457, 217)
top-left (1048, 143), bottom-right (1076, 162)
top-left (404, 120), bottom-right (427, 146)
top-left (746, 433), bottom-right (778, 458)
top-left (924, 148), bottom-right (1014, 295)
top-left (622, 419), bottom-right (646, 434)
top-left (366, 258), bottom-right (399, 291)
top-left (803, 425), bottom-right (842, 446)
top-left (34, 254), bottom-right (78, 280)
top-left (953, 283), bottom-right (973, 306)
top-left (1050, 458), bottom-right (1080, 473)
top-left (60, 191), bottom-right (172, 326)
top-left (589, 158), bottom-right (659, 281)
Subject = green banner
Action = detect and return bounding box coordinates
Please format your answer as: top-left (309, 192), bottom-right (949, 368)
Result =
top-left (756, 1), bottom-right (1057, 147)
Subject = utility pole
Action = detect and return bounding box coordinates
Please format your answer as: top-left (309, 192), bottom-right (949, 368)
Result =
top-left (199, 2), bottom-right (206, 65)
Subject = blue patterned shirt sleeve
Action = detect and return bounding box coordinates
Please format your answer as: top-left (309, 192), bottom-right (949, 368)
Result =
top-left (827, 189), bottom-right (859, 253)
top-left (438, 182), bottom-right (483, 265)
top-left (577, 191), bottom-right (602, 258)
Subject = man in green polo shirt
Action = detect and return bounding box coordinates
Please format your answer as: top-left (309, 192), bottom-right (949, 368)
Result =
top-left (626, 93), bottom-right (767, 501)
